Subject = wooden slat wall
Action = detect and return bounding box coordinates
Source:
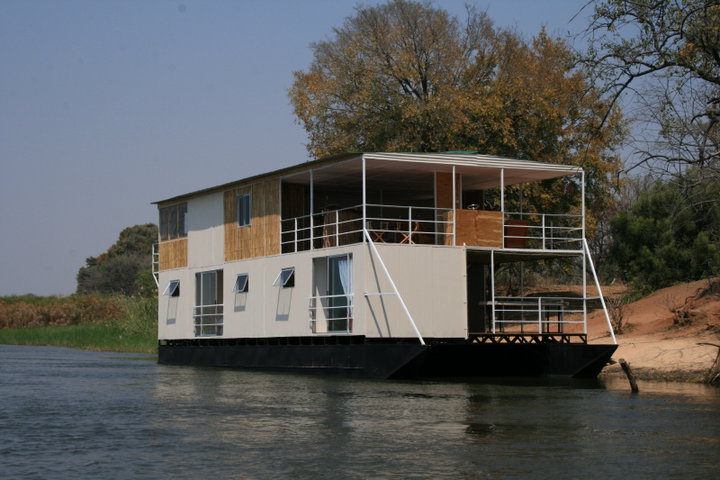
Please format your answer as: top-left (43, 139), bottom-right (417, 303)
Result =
top-left (225, 179), bottom-right (281, 261)
top-left (158, 238), bottom-right (188, 270)
top-left (435, 172), bottom-right (462, 209)
top-left (446, 210), bottom-right (503, 247)
top-left (281, 183), bottom-right (306, 218)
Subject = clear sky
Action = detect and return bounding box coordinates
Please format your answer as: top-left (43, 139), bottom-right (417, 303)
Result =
top-left (0, 0), bottom-right (593, 296)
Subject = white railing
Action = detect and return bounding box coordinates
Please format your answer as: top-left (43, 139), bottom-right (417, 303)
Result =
top-left (152, 243), bottom-right (159, 287)
top-left (193, 303), bottom-right (224, 336)
top-left (491, 296), bottom-right (585, 334)
top-left (308, 293), bottom-right (353, 334)
top-left (280, 205), bottom-right (584, 253)
top-left (365, 204), bottom-right (453, 246)
top-left (504, 212), bottom-right (583, 250)
top-left (280, 203), bottom-right (453, 253)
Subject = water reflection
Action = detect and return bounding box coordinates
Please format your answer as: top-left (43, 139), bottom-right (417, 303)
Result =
top-left (1, 345), bottom-right (719, 479)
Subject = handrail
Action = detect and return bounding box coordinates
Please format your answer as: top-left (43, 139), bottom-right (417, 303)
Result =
top-left (363, 229), bottom-right (425, 346)
top-left (192, 303), bottom-right (224, 337)
top-left (503, 212), bottom-right (584, 251)
top-left (308, 293), bottom-right (354, 333)
top-left (280, 203), bottom-right (453, 252)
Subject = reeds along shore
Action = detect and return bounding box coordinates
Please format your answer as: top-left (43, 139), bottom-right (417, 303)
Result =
top-left (0, 295), bottom-right (157, 353)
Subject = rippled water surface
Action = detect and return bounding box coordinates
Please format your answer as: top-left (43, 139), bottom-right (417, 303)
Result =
top-left (1, 344), bottom-right (719, 479)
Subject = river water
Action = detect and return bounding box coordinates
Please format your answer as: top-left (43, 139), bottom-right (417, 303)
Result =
top-left (1, 344), bottom-right (718, 479)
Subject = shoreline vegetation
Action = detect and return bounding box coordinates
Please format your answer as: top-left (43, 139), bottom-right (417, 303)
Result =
top-left (0, 295), bottom-right (157, 354)
top-left (2, 280), bottom-right (718, 385)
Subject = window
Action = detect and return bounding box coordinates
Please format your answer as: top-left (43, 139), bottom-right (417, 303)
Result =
top-left (232, 273), bottom-right (249, 293)
top-left (159, 203), bottom-right (187, 241)
top-left (273, 267), bottom-right (295, 288)
top-left (237, 193), bottom-right (251, 227)
top-left (163, 280), bottom-right (180, 297)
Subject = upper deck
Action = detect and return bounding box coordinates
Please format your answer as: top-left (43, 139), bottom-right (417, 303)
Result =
top-left (278, 152), bottom-right (585, 255)
top-left (154, 152), bottom-right (587, 271)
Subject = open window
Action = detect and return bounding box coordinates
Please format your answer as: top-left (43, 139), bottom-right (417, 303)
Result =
top-left (273, 267), bottom-right (295, 288)
top-left (232, 273), bottom-right (249, 293)
top-left (162, 280), bottom-right (180, 297)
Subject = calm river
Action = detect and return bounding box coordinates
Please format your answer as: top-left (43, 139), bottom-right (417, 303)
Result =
top-left (1, 344), bottom-right (718, 479)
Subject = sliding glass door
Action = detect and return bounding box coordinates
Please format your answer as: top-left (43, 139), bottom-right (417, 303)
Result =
top-left (194, 270), bottom-right (223, 336)
top-left (327, 254), bottom-right (352, 332)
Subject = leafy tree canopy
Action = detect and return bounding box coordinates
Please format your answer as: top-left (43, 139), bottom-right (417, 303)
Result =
top-left (77, 224), bottom-right (158, 296)
top-left (610, 169), bottom-right (720, 293)
top-left (290, 0), bottom-right (625, 238)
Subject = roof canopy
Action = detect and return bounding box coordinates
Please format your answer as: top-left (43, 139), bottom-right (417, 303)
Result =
top-left (155, 152), bottom-right (582, 205)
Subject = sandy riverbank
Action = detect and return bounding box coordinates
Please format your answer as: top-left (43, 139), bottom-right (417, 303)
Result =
top-left (587, 278), bottom-right (720, 383)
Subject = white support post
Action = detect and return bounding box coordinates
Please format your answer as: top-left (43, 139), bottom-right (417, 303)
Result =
top-left (364, 229), bottom-right (425, 345)
top-left (581, 170), bottom-right (586, 241)
top-left (408, 206), bottom-right (413, 243)
top-left (335, 210), bottom-right (339, 246)
top-left (583, 238), bottom-right (617, 344)
top-left (542, 214), bottom-right (546, 250)
top-left (582, 249), bottom-right (588, 336)
top-left (310, 170), bottom-right (315, 250)
top-left (580, 170), bottom-right (587, 334)
top-left (294, 217), bottom-right (298, 253)
top-left (362, 157), bottom-right (367, 242)
top-left (452, 165), bottom-right (457, 246)
top-left (500, 169), bottom-right (505, 248)
top-left (538, 297), bottom-right (542, 334)
top-left (490, 249), bottom-right (496, 334)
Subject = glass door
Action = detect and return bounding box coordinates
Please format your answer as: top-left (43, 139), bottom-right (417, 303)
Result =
top-left (194, 270), bottom-right (223, 336)
top-left (327, 254), bottom-right (351, 332)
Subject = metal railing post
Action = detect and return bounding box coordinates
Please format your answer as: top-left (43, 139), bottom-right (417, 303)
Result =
top-left (335, 210), bottom-right (339, 246)
top-left (538, 297), bottom-right (542, 334)
top-left (500, 169), bottom-right (505, 248)
top-left (542, 214), bottom-right (546, 250)
top-left (294, 218), bottom-right (298, 253)
top-left (408, 206), bottom-right (413, 243)
top-left (490, 249), bottom-right (496, 334)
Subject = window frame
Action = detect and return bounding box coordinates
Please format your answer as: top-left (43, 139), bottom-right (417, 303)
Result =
top-left (232, 273), bottom-right (249, 293)
top-left (272, 267), bottom-right (295, 288)
top-left (162, 280), bottom-right (180, 297)
top-left (236, 193), bottom-right (251, 227)
top-left (159, 203), bottom-right (188, 241)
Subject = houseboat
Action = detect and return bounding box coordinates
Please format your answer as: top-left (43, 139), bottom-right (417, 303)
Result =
top-left (153, 152), bottom-right (617, 378)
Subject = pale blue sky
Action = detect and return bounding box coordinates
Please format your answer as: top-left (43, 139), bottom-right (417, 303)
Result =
top-left (0, 0), bottom-right (593, 296)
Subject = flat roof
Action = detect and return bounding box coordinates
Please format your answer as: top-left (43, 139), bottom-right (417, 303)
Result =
top-left (154, 152), bottom-right (582, 205)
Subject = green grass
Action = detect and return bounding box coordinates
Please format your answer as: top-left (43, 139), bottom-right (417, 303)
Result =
top-left (0, 323), bottom-right (157, 353)
top-left (0, 295), bottom-right (157, 353)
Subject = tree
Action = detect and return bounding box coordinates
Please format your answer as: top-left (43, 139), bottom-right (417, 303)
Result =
top-left (290, 0), bottom-right (625, 242)
top-left (610, 169), bottom-right (720, 293)
top-left (77, 224), bottom-right (158, 296)
top-left (584, 0), bottom-right (720, 176)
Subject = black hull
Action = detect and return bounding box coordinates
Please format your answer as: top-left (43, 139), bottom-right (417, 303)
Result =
top-left (158, 337), bottom-right (617, 379)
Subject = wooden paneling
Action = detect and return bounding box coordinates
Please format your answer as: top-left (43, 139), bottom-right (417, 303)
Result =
top-left (225, 179), bottom-right (281, 261)
top-left (282, 183), bottom-right (307, 218)
top-left (446, 209), bottom-right (502, 247)
top-left (321, 208), bottom-right (363, 247)
top-left (435, 172), bottom-right (461, 209)
top-left (158, 238), bottom-right (188, 270)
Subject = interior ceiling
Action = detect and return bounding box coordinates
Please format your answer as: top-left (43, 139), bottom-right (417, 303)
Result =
top-left (282, 157), bottom-right (574, 192)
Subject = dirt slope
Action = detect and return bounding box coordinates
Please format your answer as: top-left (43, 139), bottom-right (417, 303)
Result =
top-left (588, 278), bottom-right (720, 382)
